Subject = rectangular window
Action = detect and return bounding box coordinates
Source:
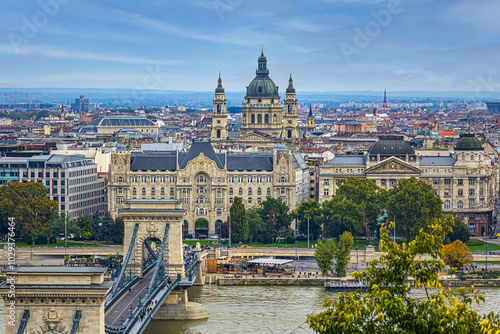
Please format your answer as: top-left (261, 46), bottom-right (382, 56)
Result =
top-left (46, 171), bottom-right (50, 178)
top-left (266, 176), bottom-right (272, 183)
top-left (217, 177), bottom-right (221, 183)
top-left (228, 176), bottom-right (234, 183)
top-left (444, 179), bottom-right (451, 185)
top-left (458, 189), bottom-right (463, 196)
top-left (469, 223), bottom-right (476, 234)
top-left (248, 198), bottom-right (252, 204)
top-left (238, 176), bottom-right (244, 183)
top-left (118, 188), bottom-right (123, 194)
top-left (267, 188), bottom-right (271, 196)
top-left (280, 188), bottom-right (286, 195)
top-left (151, 176), bottom-right (156, 183)
top-left (229, 197), bottom-right (234, 204)
top-left (229, 188), bottom-right (234, 195)
top-left (169, 176), bottom-right (176, 183)
top-left (257, 188), bottom-right (262, 195)
top-left (433, 179), bottom-right (439, 185)
top-left (469, 199), bottom-right (475, 209)
top-left (142, 176), bottom-right (147, 183)
top-left (469, 178), bottom-right (476, 186)
top-left (480, 188), bottom-right (484, 196)
top-left (160, 176), bottom-right (165, 183)
top-left (458, 179), bottom-right (463, 186)
top-left (151, 188), bottom-right (156, 195)
top-left (132, 176), bottom-right (137, 183)
top-left (217, 208), bottom-right (222, 215)
top-left (160, 188), bottom-right (165, 195)
top-left (469, 189), bottom-right (475, 196)
top-left (61, 172), bottom-right (65, 178)
top-left (170, 188), bottom-right (174, 195)
top-left (257, 176), bottom-right (262, 183)
top-left (324, 189), bottom-right (329, 196)
top-left (324, 179), bottom-right (330, 186)
top-left (257, 198), bottom-right (262, 204)
top-left (381, 179), bottom-right (386, 186)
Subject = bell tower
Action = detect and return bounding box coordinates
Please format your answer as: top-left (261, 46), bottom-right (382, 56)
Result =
top-left (283, 72), bottom-right (299, 141)
top-left (211, 72), bottom-right (228, 144)
top-left (307, 104), bottom-right (315, 130)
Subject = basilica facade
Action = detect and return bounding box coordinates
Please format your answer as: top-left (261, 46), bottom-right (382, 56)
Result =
top-left (211, 49), bottom-right (299, 150)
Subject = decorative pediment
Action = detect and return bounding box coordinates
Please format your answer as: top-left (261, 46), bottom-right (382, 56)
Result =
top-left (234, 132), bottom-right (280, 143)
top-left (365, 157), bottom-right (421, 175)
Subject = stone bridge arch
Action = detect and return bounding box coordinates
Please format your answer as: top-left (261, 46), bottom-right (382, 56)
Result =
top-left (120, 199), bottom-right (187, 278)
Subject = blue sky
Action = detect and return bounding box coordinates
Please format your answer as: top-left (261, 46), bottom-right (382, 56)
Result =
top-left (0, 0), bottom-right (499, 93)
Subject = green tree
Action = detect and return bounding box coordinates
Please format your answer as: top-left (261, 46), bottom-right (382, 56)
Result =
top-left (387, 176), bottom-right (443, 241)
top-left (49, 213), bottom-right (79, 238)
top-left (260, 196), bottom-right (292, 241)
top-left (334, 231), bottom-right (353, 277)
top-left (335, 177), bottom-right (388, 232)
top-left (315, 239), bottom-right (336, 275)
top-left (447, 216), bottom-right (469, 244)
top-left (109, 216), bottom-right (124, 244)
top-left (307, 215), bottom-right (500, 333)
top-left (0, 182), bottom-right (57, 237)
top-left (322, 196), bottom-right (365, 238)
top-left (294, 199), bottom-right (323, 240)
top-left (76, 213), bottom-right (94, 233)
top-left (230, 197), bottom-right (248, 243)
top-left (97, 213), bottom-right (114, 243)
top-left (247, 207), bottom-right (265, 242)
top-left (81, 231), bottom-right (92, 241)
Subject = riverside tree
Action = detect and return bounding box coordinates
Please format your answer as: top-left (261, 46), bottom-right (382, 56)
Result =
top-left (322, 196), bottom-right (365, 238)
top-left (230, 197), bottom-right (248, 243)
top-left (307, 215), bottom-right (500, 333)
top-left (387, 176), bottom-right (443, 241)
top-left (442, 240), bottom-right (473, 271)
top-left (334, 231), bottom-right (353, 277)
top-left (0, 181), bottom-right (57, 237)
top-left (315, 239), bottom-right (336, 275)
top-left (260, 196), bottom-right (292, 241)
top-left (294, 199), bottom-right (323, 240)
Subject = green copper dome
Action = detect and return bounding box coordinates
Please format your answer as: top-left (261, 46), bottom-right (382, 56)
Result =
top-left (455, 133), bottom-right (483, 151)
top-left (245, 50), bottom-right (280, 99)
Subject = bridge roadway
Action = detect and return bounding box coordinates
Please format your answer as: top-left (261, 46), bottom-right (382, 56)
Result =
top-left (106, 271), bottom-right (153, 327)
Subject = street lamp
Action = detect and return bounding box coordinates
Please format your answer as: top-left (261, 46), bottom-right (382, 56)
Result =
top-left (64, 214), bottom-right (67, 248)
top-left (485, 236), bottom-right (488, 271)
top-left (228, 214), bottom-right (231, 249)
top-left (307, 216), bottom-right (310, 249)
top-left (356, 240), bottom-right (359, 269)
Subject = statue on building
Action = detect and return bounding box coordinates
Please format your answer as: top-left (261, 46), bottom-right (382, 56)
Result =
top-left (31, 307), bottom-right (68, 334)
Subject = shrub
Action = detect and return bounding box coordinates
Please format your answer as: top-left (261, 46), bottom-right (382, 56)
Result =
top-left (48, 236), bottom-right (57, 244)
top-left (465, 239), bottom-right (484, 247)
top-left (35, 235), bottom-right (48, 245)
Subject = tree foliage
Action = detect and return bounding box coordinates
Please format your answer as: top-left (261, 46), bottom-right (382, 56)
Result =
top-left (49, 213), bottom-right (80, 238)
top-left (442, 240), bottom-right (473, 271)
top-left (260, 196), bottom-right (292, 241)
top-left (387, 176), bottom-right (443, 241)
top-left (230, 197), bottom-right (248, 243)
top-left (447, 216), bottom-right (470, 244)
top-left (247, 207), bottom-right (265, 243)
top-left (294, 199), bottom-right (323, 240)
top-left (315, 239), bottom-right (336, 276)
top-left (334, 231), bottom-right (353, 277)
top-left (322, 196), bottom-right (365, 238)
top-left (0, 182), bottom-right (57, 237)
top-left (76, 213), bottom-right (94, 233)
top-left (336, 177), bottom-right (388, 232)
top-left (307, 215), bottom-right (500, 333)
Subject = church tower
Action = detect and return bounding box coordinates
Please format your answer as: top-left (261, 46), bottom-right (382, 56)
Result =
top-left (283, 72), bottom-right (299, 141)
top-left (307, 104), bottom-right (315, 130)
top-left (211, 73), bottom-right (228, 144)
top-left (241, 48), bottom-right (284, 139)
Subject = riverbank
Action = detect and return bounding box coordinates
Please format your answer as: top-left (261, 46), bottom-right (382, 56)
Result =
top-left (206, 275), bottom-right (500, 288)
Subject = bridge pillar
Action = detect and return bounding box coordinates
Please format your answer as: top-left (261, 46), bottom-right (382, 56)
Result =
top-left (193, 261), bottom-right (204, 286)
top-left (0, 267), bottom-right (111, 334)
top-left (120, 199), bottom-right (187, 278)
top-left (154, 287), bottom-right (208, 320)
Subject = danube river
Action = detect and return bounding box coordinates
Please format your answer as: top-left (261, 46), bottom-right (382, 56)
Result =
top-left (144, 285), bottom-right (500, 334)
top-left (0, 285), bottom-right (499, 334)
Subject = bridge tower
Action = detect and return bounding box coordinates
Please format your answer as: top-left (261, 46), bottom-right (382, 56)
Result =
top-left (120, 199), bottom-right (186, 278)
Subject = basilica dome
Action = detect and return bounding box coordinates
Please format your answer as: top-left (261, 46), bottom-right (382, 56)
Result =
top-left (245, 50), bottom-right (280, 99)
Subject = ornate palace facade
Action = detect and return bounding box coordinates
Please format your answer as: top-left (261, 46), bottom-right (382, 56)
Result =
top-left (108, 140), bottom-right (309, 237)
top-left (317, 134), bottom-right (498, 237)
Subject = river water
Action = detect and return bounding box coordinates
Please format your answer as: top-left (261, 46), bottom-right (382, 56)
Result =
top-left (0, 285), bottom-right (498, 334)
top-left (144, 285), bottom-right (500, 334)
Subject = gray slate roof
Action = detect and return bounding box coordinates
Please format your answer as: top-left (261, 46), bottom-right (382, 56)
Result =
top-left (292, 153), bottom-right (308, 170)
top-left (326, 155), bottom-right (366, 166)
top-left (178, 141), bottom-right (225, 169)
top-left (91, 116), bottom-right (155, 127)
top-left (226, 152), bottom-right (273, 171)
top-left (130, 152), bottom-right (177, 171)
top-left (418, 156), bottom-right (456, 166)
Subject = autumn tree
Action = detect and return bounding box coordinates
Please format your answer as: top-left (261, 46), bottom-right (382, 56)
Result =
top-left (307, 215), bottom-right (500, 333)
top-left (442, 240), bottom-right (473, 271)
top-left (315, 239), bottom-right (336, 276)
top-left (230, 197), bottom-right (248, 243)
top-left (335, 177), bottom-right (388, 232)
top-left (294, 199), bottom-right (323, 240)
top-left (334, 231), bottom-right (353, 277)
top-left (0, 182), bottom-right (57, 237)
top-left (322, 196), bottom-right (365, 238)
top-left (387, 176), bottom-right (443, 241)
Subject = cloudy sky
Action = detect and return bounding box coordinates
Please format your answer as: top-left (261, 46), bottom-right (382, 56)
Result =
top-left (0, 0), bottom-right (499, 93)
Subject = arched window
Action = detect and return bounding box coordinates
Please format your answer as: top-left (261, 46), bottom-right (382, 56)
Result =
top-left (267, 188), bottom-right (271, 196)
top-left (251, 114), bottom-right (255, 123)
top-left (288, 130), bottom-right (292, 138)
top-left (217, 104), bottom-right (221, 113)
top-left (470, 154), bottom-right (474, 161)
top-left (258, 86), bottom-right (263, 94)
top-left (458, 200), bottom-right (463, 209)
top-left (239, 188), bottom-right (243, 195)
top-left (132, 188), bottom-right (136, 195)
top-left (257, 114), bottom-right (262, 123)
top-left (444, 200), bottom-right (451, 209)
top-left (216, 130), bottom-right (221, 138)
top-left (462, 153), bottom-right (465, 161)
top-left (265, 114), bottom-right (269, 123)
top-left (288, 104), bottom-right (292, 113)
top-left (248, 188), bottom-right (252, 195)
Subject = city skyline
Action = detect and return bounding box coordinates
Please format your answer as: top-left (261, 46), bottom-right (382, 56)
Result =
top-left (1, 0), bottom-right (499, 94)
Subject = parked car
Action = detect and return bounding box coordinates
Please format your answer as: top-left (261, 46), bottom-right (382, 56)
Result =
top-left (210, 235), bottom-right (219, 239)
top-left (197, 234), bottom-right (208, 240)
